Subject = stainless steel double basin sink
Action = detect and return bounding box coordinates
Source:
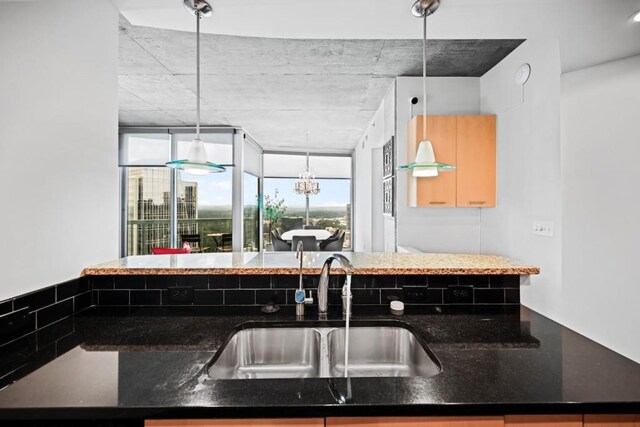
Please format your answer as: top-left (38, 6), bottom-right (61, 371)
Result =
top-left (207, 322), bottom-right (441, 379)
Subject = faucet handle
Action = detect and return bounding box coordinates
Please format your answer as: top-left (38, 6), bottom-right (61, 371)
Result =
top-left (294, 289), bottom-right (314, 305)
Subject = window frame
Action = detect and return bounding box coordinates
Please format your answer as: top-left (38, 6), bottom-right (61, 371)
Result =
top-left (262, 150), bottom-right (355, 251)
top-left (119, 127), bottom-right (236, 257)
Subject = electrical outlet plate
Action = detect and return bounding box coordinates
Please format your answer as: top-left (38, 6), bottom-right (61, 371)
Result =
top-left (532, 221), bottom-right (554, 237)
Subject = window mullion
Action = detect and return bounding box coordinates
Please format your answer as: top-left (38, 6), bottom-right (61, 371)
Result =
top-left (170, 133), bottom-right (178, 248)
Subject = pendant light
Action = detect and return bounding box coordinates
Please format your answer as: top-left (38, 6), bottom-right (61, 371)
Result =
top-left (294, 133), bottom-right (320, 226)
top-left (166, 0), bottom-right (225, 175)
top-left (398, 0), bottom-right (455, 177)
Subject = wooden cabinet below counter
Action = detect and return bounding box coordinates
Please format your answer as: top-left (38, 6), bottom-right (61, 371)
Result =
top-left (146, 420), bottom-right (324, 427)
top-left (147, 415), bottom-right (639, 427)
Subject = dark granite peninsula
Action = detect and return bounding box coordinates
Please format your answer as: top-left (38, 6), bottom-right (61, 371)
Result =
top-left (0, 253), bottom-right (638, 425)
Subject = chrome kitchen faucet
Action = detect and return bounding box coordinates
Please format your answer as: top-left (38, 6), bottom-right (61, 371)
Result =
top-left (294, 240), bottom-right (313, 318)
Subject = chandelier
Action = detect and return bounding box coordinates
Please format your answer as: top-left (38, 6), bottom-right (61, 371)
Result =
top-left (294, 152), bottom-right (320, 196)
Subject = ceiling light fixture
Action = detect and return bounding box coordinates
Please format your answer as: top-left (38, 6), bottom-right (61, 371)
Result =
top-left (166, 0), bottom-right (225, 175)
top-left (399, 0), bottom-right (455, 177)
top-left (631, 10), bottom-right (640, 22)
top-left (294, 133), bottom-right (320, 226)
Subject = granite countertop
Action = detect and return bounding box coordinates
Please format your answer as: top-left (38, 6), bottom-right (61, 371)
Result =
top-left (82, 252), bottom-right (540, 276)
top-left (0, 306), bottom-right (638, 421)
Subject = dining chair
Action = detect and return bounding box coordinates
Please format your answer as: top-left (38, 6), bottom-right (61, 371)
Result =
top-left (219, 233), bottom-right (233, 252)
top-left (320, 230), bottom-right (345, 251)
top-left (291, 235), bottom-right (318, 251)
top-left (271, 230), bottom-right (291, 251)
top-left (180, 234), bottom-right (209, 253)
top-left (151, 247), bottom-right (190, 255)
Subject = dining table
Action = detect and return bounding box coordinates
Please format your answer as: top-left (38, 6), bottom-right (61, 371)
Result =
top-left (280, 229), bottom-right (332, 241)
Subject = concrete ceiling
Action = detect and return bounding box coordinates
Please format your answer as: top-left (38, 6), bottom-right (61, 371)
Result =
top-left (114, 0), bottom-right (640, 73)
top-left (119, 18), bottom-right (522, 150)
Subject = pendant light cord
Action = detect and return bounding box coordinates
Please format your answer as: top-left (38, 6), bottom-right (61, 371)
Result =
top-left (196, 11), bottom-right (201, 140)
top-left (422, 14), bottom-right (428, 139)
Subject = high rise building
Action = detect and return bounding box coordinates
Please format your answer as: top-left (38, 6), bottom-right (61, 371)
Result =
top-left (127, 168), bottom-right (198, 255)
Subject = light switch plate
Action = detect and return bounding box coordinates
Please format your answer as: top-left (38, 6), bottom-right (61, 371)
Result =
top-left (533, 221), bottom-right (554, 237)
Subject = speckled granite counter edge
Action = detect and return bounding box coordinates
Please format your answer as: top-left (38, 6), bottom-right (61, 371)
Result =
top-left (81, 266), bottom-right (540, 276)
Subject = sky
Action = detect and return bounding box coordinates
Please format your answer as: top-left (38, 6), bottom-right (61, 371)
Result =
top-left (180, 171), bottom-right (350, 208)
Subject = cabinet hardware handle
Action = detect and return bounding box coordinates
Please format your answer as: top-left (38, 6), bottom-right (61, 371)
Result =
top-left (429, 201), bottom-right (446, 205)
top-left (469, 201), bottom-right (486, 205)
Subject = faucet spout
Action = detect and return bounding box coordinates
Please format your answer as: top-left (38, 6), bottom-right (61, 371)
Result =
top-left (317, 253), bottom-right (355, 315)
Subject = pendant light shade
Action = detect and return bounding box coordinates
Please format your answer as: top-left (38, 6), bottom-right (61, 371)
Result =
top-left (398, 0), bottom-right (455, 176)
top-left (166, 0), bottom-right (225, 175)
top-left (165, 138), bottom-right (225, 175)
top-left (412, 141), bottom-right (438, 177)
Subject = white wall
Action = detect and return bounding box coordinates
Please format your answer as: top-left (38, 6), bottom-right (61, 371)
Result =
top-left (480, 40), bottom-right (563, 316)
top-left (395, 77), bottom-right (482, 253)
top-left (0, 0), bottom-right (119, 301)
top-left (354, 83), bottom-right (395, 252)
top-left (560, 55), bottom-right (640, 362)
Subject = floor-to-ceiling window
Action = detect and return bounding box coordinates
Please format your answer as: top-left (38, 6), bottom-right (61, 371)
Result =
top-left (262, 153), bottom-right (353, 250)
top-left (119, 129), bottom-right (235, 255)
top-left (243, 173), bottom-right (260, 251)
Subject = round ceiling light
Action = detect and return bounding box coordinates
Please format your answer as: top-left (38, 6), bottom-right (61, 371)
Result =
top-left (632, 10), bottom-right (640, 22)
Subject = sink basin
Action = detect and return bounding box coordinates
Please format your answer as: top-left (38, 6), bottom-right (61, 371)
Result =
top-left (327, 326), bottom-right (441, 378)
top-left (207, 327), bottom-right (322, 379)
top-left (207, 323), bottom-right (441, 379)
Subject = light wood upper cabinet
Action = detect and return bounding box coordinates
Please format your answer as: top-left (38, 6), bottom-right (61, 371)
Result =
top-left (456, 115), bottom-right (496, 207)
top-left (407, 115), bottom-right (496, 208)
top-left (327, 416), bottom-right (504, 427)
top-left (145, 420), bottom-right (324, 427)
top-left (408, 115), bottom-right (457, 207)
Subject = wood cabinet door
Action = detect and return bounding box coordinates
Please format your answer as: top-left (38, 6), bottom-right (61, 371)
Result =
top-left (584, 415), bottom-right (640, 427)
top-left (407, 115), bottom-right (457, 207)
top-left (456, 115), bottom-right (496, 207)
top-left (504, 415), bottom-right (583, 427)
top-left (327, 416), bottom-right (504, 427)
top-left (146, 419), bottom-right (324, 427)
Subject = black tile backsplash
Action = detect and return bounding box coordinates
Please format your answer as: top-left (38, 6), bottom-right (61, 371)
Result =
top-left (89, 275), bottom-right (114, 290)
top-left (240, 274), bottom-right (271, 289)
top-left (56, 278), bottom-right (90, 301)
top-left (272, 275), bottom-right (299, 289)
top-left (130, 290), bottom-right (162, 306)
top-left (256, 289), bottom-right (286, 305)
top-left (474, 288), bottom-right (506, 304)
top-left (403, 275), bottom-right (428, 287)
top-left (209, 275), bottom-right (240, 289)
top-left (0, 277), bottom-right (92, 349)
top-left (490, 274), bottom-right (520, 288)
top-left (37, 299), bottom-right (74, 329)
top-left (0, 272), bottom-right (523, 349)
top-left (428, 275), bottom-right (459, 288)
top-left (445, 286), bottom-right (474, 304)
top-left (193, 289), bottom-right (223, 306)
top-left (225, 289), bottom-right (255, 305)
top-left (0, 308), bottom-right (35, 343)
top-left (98, 290), bottom-right (129, 306)
top-left (0, 300), bottom-right (12, 316)
top-left (404, 287), bottom-right (443, 305)
top-left (381, 288), bottom-right (403, 303)
top-left (352, 289), bottom-right (380, 305)
top-left (459, 275), bottom-right (489, 288)
top-left (505, 288), bottom-right (520, 304)
top-left (113, 275), bottom-right (146, 290)
top-left (13, 287), bottom-right (55, 312)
